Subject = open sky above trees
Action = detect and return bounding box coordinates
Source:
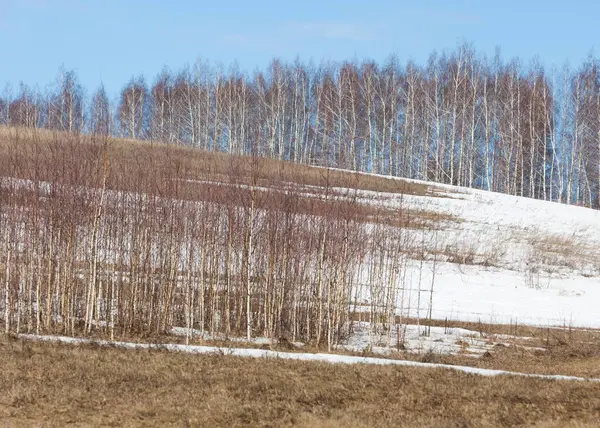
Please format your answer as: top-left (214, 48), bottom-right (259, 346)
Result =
top-left (1, 0), bottom-right (599, 98)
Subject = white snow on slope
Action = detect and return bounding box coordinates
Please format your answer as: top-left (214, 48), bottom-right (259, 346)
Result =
top-left (342, 172), bottom-right (600, 329)
top-left (355, 260), bottom-right (600, 328)
top-left (177, 173), bottom-right (600, 329)
top-left (336, 321), bottom-right (530, 357)
top-left (19, 334), bottom-right (600, 383)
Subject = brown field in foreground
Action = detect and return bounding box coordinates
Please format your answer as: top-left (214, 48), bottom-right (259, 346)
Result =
top-left (1, 336), bottom-right (600, 428)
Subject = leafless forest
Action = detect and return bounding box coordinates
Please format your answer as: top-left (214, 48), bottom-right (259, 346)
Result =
top-left (2, 43), bottom-right (600, 207)
top-left (1, 126), bottom-right (436, 346)
top-left (1, 43), bottom-right (600, 345)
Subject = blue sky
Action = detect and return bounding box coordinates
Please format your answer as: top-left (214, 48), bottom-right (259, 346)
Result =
top-left (0, 0), bottom-right (598, 98)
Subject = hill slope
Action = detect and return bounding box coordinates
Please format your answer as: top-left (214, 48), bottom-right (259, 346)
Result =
top-left (1, 126), bottom-right (599, 340)
top-left (347, 172), bottom-right (600, 327)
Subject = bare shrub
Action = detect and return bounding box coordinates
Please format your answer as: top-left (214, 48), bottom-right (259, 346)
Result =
top-left (0, 130), bottom-right (429, 350)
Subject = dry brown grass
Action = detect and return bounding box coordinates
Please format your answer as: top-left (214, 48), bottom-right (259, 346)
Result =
top-left (1, 335), bottom-right (600, 428)
top-left (436, 324), bottom-right (600, 378)
top-left (0, 126), bottom-right (433, 196)
top-left (391, 316), bottom-right (600, 340)
top-left (524, 232), bottom-right (600, 275)
top-left (30, 317), bottom-right (600, 380)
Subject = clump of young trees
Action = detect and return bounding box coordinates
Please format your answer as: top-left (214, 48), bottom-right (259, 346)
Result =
top-left (0, 130), bottom-right (411, 348)
top-left (2, 44), bottom-right (600, 207)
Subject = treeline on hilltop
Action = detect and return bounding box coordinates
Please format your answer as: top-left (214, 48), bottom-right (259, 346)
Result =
top-left (1, 43), bottom-right (600, 207)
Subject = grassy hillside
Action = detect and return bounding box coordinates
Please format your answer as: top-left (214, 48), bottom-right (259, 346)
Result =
top-left (0, 126), bottom-right (434, 196)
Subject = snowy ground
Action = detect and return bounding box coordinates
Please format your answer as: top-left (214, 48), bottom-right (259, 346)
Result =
top-left (4, 170), bottom-right (600, 348)
top-left (335, 321), bottom-right (540, 357)
top-left (170, 322), bottom-right (545, 360)
top-left (355, 260), bottom-right (600, 328)
top-left (346, 174), bottom-right (600, 330)
top-left (106, 180), bottom-right (600, 359)
top-left (185, 175), bottom-right (600, 331)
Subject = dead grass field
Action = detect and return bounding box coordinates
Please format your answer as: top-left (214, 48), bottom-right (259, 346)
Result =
top-left (130, 319), bottom-right (600, 380)
top-left (1, 336), bottom-right (600, 428)
top-left (354, 317), bottom-right (600, 379)
top-left (11, 314), bottom-right (600, 381)
top-left (0, 126), bottom-right (433, 196)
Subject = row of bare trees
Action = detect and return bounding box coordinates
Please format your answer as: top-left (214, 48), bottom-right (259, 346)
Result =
top-left (2, 45), bottom-right (600, 206)
top-left (0, 130), bottom-right (414, 347)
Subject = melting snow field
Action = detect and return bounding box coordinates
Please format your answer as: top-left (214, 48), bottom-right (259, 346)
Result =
top-left (170, 322), bottom-right (537, 358)
top-left (425, 264), bottom-right (600, 327)
top-left (355, 260), bottom-right (600, 328)
top-left (347, 174), bottom-right (600, 330)
top-left (10, 172), bottom-right (600, 383)
top-left (19, 333), bottom-right (600, 383)
top-left (6, 171), bottom-right (600, 369)
top-left (336, 321), bottom-right (534, 357)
